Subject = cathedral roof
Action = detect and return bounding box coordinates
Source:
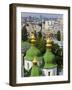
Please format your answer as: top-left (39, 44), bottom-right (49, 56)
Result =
top-left (25, 46), bottom-right (41, 61)
top-left (44, 63), bottom-right (57, 69)
top-left (31, 65), bottom-right (40, 76)
top-left (43, 36), bottom-right (57, 68)
top-left (43, 49), bottom-right (55, 64)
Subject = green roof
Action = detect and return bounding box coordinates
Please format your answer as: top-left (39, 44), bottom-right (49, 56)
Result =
top-left (21, 41), bottom-right (31, 53)
top-left (31, 65), bottom-right (40, 76)
top-left (43, 49), bottom-right (55, 64)
top-left (25, 46), bottom-right (41, 61)
top-left (44, 63), bottom-right (57, 69)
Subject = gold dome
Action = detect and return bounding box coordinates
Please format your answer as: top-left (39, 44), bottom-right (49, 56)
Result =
top-left (31, 34), bottom-right (36, 39)
top-left (46, 38), bottom-right (53, 44)
top-left (46, 38), bottom-right (53, 48)
top-left (46, 43), bottom-right (52, 47)
top-left (32, 57), bottom-right (37, 64)
top-left (30, 32), bottom-right (36, 45)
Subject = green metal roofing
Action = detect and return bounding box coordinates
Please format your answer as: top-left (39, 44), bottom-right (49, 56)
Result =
top-left (31, 65), bottom-right (40, 76)
top-left (44, 63), bottom-right (57, 69)
top-left (43, 49), bottom-right (57, 68)
top-left (21, 41), bottom-right (31, 52)
top-left (43, 49), bottom-right (55, 63)
top-left (25, 46), bottom-right (41, 61)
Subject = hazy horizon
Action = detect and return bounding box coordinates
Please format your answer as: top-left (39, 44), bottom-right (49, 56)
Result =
top-left (21, 12), bottom-right (63, 19)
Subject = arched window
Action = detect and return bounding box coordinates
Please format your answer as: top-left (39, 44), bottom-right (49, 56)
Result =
top-left (53, 70), bottom-right (55, 75)
top-left (27, 63), bottom-right (29, 69)
top-left (48, 72), bottom-right (50, 76)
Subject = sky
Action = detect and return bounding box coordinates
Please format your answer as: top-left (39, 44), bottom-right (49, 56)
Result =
top-left (21, 12), bottom-right (63, 19)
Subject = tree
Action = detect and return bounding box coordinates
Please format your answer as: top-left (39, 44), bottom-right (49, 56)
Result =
top-left (21, 41), bottom-right (31, 54)
top-left (22, 25), bottom-right (28, 41)
top-left (36, 32), bottom-right (46, 55)
top-left (57, 31), bottom-right (61, 41)
top-left (38, 31), bottom-right (42, 38)
top-left (51, 43), bottom-right (63, 73)
top-left (24, 68), bottom-right (29, 77)
top-left (38, 23), bottom-right (42, 30)
top-left (34, 30), bottom-right (37, 39)
top-left (51, 43), bottom-right (59, 55)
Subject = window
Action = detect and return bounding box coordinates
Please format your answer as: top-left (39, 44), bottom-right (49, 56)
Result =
top-left (23, 55), bottom-right (24, 65)
top-left (48, 72), bottom-right (50, 76)
top-left (53, 70), bottom-right (55, 75)
top-left (27, 63), bottom-right (29, 69)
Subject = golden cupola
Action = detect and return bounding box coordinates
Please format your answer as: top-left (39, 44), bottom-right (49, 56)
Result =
top-left (32, 57), bottom-right (37, 65)
top-left (46, 38), bottom-right (53, 48)
top-left (30, 32), bottom-right (36, 45)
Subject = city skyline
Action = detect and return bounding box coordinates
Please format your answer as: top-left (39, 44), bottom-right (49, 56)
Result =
top-left (21, 12), bottom-right (63, 19)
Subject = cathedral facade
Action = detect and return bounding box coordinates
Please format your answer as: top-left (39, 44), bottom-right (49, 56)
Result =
top-left (21, 32), bottom-right (57, 77)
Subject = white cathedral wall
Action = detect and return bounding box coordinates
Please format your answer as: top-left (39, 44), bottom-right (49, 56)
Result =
top-left (45, 21), bottom-right (49, 30)
top-left (24, 60), bottom-right (33, 71)
top-left (37, 60), bottom-right (43, 66)
top-left (24, 59), bottom-right (42, 71)
top-left (42, 67), bottom-right (57, 76)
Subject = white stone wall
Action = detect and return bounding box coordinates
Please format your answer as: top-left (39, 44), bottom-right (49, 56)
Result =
top-left (37, 60), bottom-right (43, 66)
top-left (24, 59), bottom-right (42, 71)
top-left (45, 21), bottom-right (49, 30)
top-left (21, 54), bottom-right (57, 76)
top-left (24, 60), bottom-right (33, 71)
top-left (42, 67), bottom-right (57, 76)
